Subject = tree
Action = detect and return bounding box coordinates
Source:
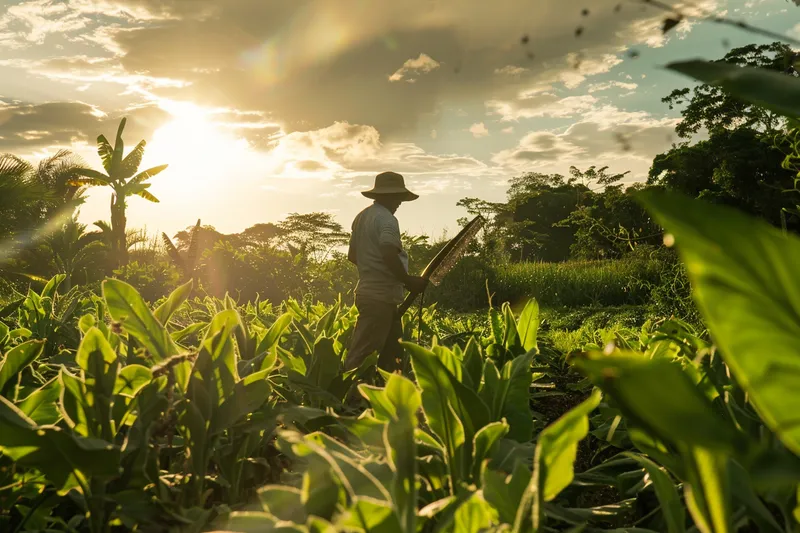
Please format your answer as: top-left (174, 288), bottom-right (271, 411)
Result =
top-left (72, 118), bottom-right (168, 266)
top-left (648, 127), bottom-right (798, 231)
top-left (277, 212), bottom-right (349, 263)
top-left (663, 42), bottom-right (796, 138)
top-left (36, 218), bottom-right (107, 290)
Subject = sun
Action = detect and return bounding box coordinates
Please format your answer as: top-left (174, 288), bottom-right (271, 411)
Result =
top-left (142, 102), bottom-right (255, 199)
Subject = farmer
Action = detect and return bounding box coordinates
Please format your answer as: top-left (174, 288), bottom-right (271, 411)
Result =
top-left (345, 171), bottom-right (428, 372)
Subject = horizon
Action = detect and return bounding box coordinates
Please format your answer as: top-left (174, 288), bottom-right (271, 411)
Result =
top-left (1, 0), bottom-right (797, 239)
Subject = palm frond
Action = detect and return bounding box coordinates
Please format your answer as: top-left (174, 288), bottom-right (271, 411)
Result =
top-left (131, 164), bottom-right (168, 184)
top-left (111, 117), bottom-right (127, 174)
top-left (72, 168), bottom-right (110, 186)
top-left (135, 189), bottom-right (160, 203)
top-left (0, 154), bottom-right (33, 179)
top-left (97, 135), bottom-right (114, 174)
top-left (186, 219), bottom-right (202, 271)
top-left (119, 140), bottom-right (146, 181)
top-left (162, 232), bottom-right (186, 273)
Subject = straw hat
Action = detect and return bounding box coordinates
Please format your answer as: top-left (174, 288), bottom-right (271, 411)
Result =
top-left (362, 171), bottom-right (419, 202)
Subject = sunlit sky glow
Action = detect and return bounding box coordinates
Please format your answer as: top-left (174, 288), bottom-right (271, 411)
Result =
top-left (0, 0), bottom-right (797, 238)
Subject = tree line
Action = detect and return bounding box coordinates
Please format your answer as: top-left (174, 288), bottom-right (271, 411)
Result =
top-left (1, 42), bottom-right (798, 305)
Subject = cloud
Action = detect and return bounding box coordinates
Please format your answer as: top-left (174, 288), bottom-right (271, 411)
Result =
top-left (18, 0), bottom-right (715, 138)
top-left (389, 53), bottom-right (441, 82)
top-left (587, 81), bottom-right (638, 93)
top-left (264, 121), bottom-right (489, 178)
top-left (469, 122), bottom-right (489, 138)
top-left (487, 93), bottom-right (598, 121)
top-left (0, 99), bottom-right (170, 151)
top-left (493, 104), bottom-right (678, 178)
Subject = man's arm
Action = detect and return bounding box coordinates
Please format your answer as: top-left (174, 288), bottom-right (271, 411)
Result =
top-left (348, 242), bottom-right (357, 265)
top-left (380, 243), bottom-right (427, 293)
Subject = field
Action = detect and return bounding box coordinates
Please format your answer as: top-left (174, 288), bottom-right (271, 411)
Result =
top-left (2, 22), bottom-right (800, 533)
top-left (1, 186), bottom-right (799, 533)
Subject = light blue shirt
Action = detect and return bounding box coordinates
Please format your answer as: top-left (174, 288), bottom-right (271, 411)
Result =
top-left (349, 202), bottom-right (408, 304)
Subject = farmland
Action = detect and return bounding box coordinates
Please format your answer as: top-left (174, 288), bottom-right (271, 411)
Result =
top-left (2, 6), bottom-right (800, 533)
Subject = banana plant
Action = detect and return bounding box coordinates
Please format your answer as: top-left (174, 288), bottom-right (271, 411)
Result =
top-left (71, 118), bottom-right (168, 266)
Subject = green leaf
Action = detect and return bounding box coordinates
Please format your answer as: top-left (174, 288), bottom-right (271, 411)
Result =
top-left (639, 190), bottom-right (800, 454)
top-left (257, 486), bottom-right (307, 523)
top-left (339, 498), bottom-right (403, 533)
top-left (514, 389), bottom-right (602, 533)
top-left (114, 365), bottom-right (153, 398)
top-left (406, 342), bottom-right (466, 487)
top-left (666, 60), bottom-right (800, 119)
top-left (502, 302), bottom-right (519, 351)
top-left (684, 448), bottom-right (731, 533)
top-left (494, 351), bottom-right (534, 442)
top-left (517, 299), bottom-right (540, 353)
top-left (96, 134), bottom-right (114, 173)
top-left (574, 352), bottom-right (744, 453)
top-left (103, 279), bottom-right (179, 362)
top-left (131, 164), bottom-right (168, 184)
top-left (75, 327), bottom-right (117, 370)
top-left (154, 279), bottom-right (193, 325)
top-left (383, 374), bottom-right (420, 533)
top-left (482, 462), bottom-right (531, 525)
top-left (0, 395), bottom-right (120, 495)
top-left (728, 461), bottom-right (782, 533)
top-left (472, 420), bottom-right (509, 482)
top-left (627, 454), bottom-right (685, 533)
top-left (538, 389), bottom-right (602, 501)
top-left (0, 340), bottom-right (44, 396)
top-left (453, 491), bottom-right (498, 533)
top-left (257, 312), bottom-right (292, 354)
top-left (220, 512), bottom-right (279, 532)
top-left (111, 118), bottom-right (126, 173)
top-left (18, 378), bottom-right (62, 425)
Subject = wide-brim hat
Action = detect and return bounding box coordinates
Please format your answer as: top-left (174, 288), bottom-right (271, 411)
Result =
top-left (362, 171), bottom-right (419, 202)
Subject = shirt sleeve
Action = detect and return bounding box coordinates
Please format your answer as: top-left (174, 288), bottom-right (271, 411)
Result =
top-left (378, 213), bottom-right (402, 250)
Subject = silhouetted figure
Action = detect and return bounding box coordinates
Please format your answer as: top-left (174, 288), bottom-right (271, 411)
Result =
top-left (345, 171), bottom-right (427, 372)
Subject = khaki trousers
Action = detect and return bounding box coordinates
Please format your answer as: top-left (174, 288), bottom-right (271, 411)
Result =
top-left (345, 295), bottom-right (403, 372)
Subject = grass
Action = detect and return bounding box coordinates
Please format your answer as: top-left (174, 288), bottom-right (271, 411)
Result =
top-left (429, 256), bottom-right (666, 311)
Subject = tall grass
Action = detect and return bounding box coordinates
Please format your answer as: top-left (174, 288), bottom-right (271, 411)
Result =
top-left (428, 256), bottom-right (665, 310)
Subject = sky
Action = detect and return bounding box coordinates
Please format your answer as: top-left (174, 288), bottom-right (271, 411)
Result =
top-left (0, 0), bottom-right (798, 240)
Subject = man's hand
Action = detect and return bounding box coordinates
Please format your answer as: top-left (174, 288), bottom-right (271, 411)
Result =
top-left (404, 275), bottom-right (428, 294)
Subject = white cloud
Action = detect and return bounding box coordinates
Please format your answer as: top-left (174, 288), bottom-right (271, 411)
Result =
top-left (492, 105), bottom-right (678, 179)
top-left (487, 94), bottom-right (598, 121)
top-left (495, 65), bottom-right (529, 76)
top-left (469, 122), bottom-right (489, 138)
top-left (389, 53), bottom-right (441, 82)
top-left (587, 81), bottom-right (638, 93)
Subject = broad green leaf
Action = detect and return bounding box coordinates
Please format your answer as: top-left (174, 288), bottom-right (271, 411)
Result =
top-left (41, 274), bottom-right (65, 299)
top-left (684, 448), bottom-right (731, 533)
top-left (514, 389), bottom-right (602, 533)
top-left (154, 279), bottom-right (193, 325)
top-left (639, 190), bottom-right (800, 454)
top-left (574, 352), bottom-right (744, 453)
top-left (114, 365), bottom-right (153, 397)
top-left (308, 338), bottom-right (340, 391)
top-left (472, 420), bottom-right (509, 482)
top-left (257, 312), bottom-right (293, 354)
top-left (453, 491), bottom-right (498, 533)
top-left (0, 395), bottom-right (120, 495)
top-left (406, 342), bottom-right (466, 486)
top-left (18, 378), bottom-right (61, 425)
top-left (517, 299), bottom-right (540, 353)
top-left (220, 512), bottom-right (279, 532)
top-left (384, 374), bottom-right (420, 533)
top-left (538, 389), bottom-right (602, 501)
top-left (0, 340), bottom-right (44, 396)
top-left (728, 461), bottom-right (782, 533)
top-left (666, 60), bottom-right (800, 119)
top-left (339, 498), bottom-right (403, 533)
top-left (257, 486), bottom-right (307, 523)
top-left (302, 467), bottom-right (340, 521)
top-left (76, 327), bottom-right (117, 370)
top-left (502, 302), bottom-right (519, 351)
top-left (494, 351), bottom-right (534, 442)
top-left (103, 279), bottom-right (179, 362)
top-left (483, 462), bottom-right (531, 525)
top-left (628, 454), bottom-right (685, 533)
